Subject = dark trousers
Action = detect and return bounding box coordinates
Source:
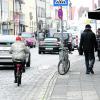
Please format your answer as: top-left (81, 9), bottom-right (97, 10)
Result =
top-left (97, 50), bottom-right (100, 60)
top-left (13, 61), bottom-right (25, 81)
top-left (68, 43), bottom-right (72, 52)
top-left (84, 52), bottom-right (95, 72)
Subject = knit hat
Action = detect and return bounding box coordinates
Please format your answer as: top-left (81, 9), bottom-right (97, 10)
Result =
top-left (85, 24), bottom-right (91, 29)
top-left (16, 36), bottom-right (22, 41)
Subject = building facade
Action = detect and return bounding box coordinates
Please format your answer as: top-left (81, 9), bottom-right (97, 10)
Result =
top-left (0, 0), bottom-right (25, 35)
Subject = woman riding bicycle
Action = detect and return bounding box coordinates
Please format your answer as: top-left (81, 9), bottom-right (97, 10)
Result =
top-left (10, 36), bottom-right (30, 83)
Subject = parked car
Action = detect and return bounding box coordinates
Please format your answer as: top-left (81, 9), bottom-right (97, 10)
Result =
top-left (53, 32), bottom-right (74, 51)
top-left (21, 32), bottom-right (36, 48)
top-left (38, 37), bottom-right (61, 54)
top-left (0, 35), bottom-right (31, 67)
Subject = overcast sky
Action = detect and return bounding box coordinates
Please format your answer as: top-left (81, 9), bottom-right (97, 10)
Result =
top-left (71, 0), bottom-right (92, 8)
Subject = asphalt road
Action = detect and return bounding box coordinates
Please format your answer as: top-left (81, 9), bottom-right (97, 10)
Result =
top-left (0, 47), bottom-right (82, 100)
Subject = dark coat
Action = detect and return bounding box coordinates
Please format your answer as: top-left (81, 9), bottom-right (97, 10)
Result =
top-left (96, 35), bottom-right (100, 50)
top-left (79, 29), bottom-right (97, 53)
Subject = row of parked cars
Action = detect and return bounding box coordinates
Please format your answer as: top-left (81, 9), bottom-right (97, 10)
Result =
top-left (38, 31), bottom-right (80, 54)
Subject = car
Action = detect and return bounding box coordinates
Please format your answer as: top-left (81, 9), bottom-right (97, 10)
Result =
top-left (0, 35), bottom-right (31, 67)
top-left (21, 32), bottom-right (36, 48)
top-left (38, 37), bottom-right (61, 54)
top-left (53, 32), bottom-right (74, 51)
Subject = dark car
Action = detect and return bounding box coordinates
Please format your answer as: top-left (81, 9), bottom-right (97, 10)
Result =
top-left (38, 37), bottom-right (61, 54)
top-left (53, 32), bottom-right (74, 51)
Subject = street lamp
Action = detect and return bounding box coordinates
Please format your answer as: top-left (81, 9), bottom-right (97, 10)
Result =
top-left (69, 0), bottom-right (72, 20)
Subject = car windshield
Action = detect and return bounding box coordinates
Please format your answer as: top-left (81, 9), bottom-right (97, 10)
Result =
top-left (44, 38), bottom-right (57, 42)
top-left (22, 33), bottom-right (32, 38)
top-left (53, 33), bottom-right (69, 40)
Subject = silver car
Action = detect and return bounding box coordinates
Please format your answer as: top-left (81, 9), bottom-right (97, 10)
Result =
top-left (0, 35), bottom-right (30, 67)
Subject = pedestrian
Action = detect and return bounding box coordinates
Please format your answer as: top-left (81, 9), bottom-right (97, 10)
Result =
top-left (96, 28), bottom-right (100, 61)
top-left (79, 24), bottom-right (97, 74)
top-left (67, 42), bottom-right (72, 54)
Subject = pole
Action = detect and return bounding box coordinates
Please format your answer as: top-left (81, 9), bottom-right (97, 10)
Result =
top-left (45, 0), bottom-right (46, 29)
top-left (60, 7), bottom-right (65, 67)
top-left (35, 0), bottom-right (38, 31)
top-left (13, 0), bottom-right (15, 35)
top-left (0, 0), bottom-right (2, 34)
top-left (60, 7), bottom-right (64, 49)
top-left (35, 0), bottom-right (39, 43)
top-left (19, 0), bottom-right (21, 34)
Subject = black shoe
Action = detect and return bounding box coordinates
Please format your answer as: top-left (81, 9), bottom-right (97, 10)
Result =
top-left (14, 80), bottom-right (17, 83)
top-left (19, 81), bottom-right (21, 84)
top-left (90, 69), bottom-right (94, 74)
top-left (86, 71), bottom-right (90, 74)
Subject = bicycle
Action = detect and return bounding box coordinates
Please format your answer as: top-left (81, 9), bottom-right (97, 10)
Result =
top-left (15, 62), bottom-right (23, 86)
top-left (58, 47), bottom-right (70, 75)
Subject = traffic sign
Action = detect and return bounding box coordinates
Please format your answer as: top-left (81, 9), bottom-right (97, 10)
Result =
top-left (58, 8), bottom-right (63, 19)
top-left (54, 0), bottom-right (68, 6)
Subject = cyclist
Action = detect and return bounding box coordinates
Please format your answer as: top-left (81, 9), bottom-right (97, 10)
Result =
top-left (10, 36), bottom-right (30, 83)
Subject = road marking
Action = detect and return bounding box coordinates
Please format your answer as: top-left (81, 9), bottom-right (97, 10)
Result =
top-left (38, 65), bottom-right (51, 70)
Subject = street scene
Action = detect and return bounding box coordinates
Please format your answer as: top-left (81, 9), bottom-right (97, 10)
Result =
top-left (0, 48), bottom-right (100, 100)
top-left (0, 0), bottom-right (100, 100)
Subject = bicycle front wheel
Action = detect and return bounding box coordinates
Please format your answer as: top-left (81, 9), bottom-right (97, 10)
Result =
top-left (58, 60), bottom-right (66, 75)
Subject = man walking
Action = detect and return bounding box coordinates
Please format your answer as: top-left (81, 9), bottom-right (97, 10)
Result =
top-left (79, 24), bottom-right (97, 74)
top-left (96, 28), bottom-right (100, 61)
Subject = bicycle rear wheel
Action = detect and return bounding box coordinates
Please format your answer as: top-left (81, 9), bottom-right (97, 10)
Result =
top-left (58, 59), bottom-right (70, 75)
top-left (58, 60), bottom-right (66, 75)
top-left (16, 65), bottom-right (22, 86)
top-left (17, 70), bottom-right (22, 86)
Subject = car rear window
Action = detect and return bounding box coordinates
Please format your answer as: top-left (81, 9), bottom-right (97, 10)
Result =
top-left (22, 33), bottom-right (32, 38)
top-left (53, 33), bottom-right (69, 40)
top-left (44, 38), bottom-right (57, 42)
top-left (38, 33), bottom-right (44, 39)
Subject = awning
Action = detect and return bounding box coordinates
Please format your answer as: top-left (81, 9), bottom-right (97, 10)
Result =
top-left (88, 7), bottom-right (100, 20)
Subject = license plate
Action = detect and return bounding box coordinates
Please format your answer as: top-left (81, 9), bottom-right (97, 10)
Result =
top-left (45, 48), bottom-right (53, 50)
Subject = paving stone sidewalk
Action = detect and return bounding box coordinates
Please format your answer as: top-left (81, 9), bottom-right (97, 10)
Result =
top-left (43, 56), bottom-right (100, 100)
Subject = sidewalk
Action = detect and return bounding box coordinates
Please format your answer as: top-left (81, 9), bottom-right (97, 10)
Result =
top-left (43, 56), bottom-right (100, 100)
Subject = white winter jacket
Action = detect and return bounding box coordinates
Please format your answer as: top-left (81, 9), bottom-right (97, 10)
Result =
top-left (10, 41), bottom-right (30, 62)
